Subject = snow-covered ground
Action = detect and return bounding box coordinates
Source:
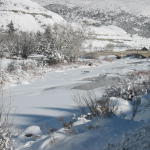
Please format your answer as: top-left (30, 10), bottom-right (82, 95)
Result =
top-left (34, 0), bottom-right (150, 17)
top-left (1, 0), bottom-right (150, 50)
top-left (0, 1), bottom-right (149, 149)
top-left (0, 58), bottom-right (49, 86)
top-left (105, 123), bottom-right (150, 150)
top-left (0, 0), bottom-right (65, 32)
top-left (1, 57), bottom-right (149, 150)
top-left (33, 0), bottom-right (150, 51)
top-left (83, 25), bottom-right (150, 52)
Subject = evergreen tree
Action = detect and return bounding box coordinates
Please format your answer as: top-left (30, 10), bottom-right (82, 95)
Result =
top-left (7, 20), bottom-right (16, 35)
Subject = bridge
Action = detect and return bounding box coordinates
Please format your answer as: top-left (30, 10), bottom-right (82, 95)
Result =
top-left (98, 50), bottom-right (150, 58)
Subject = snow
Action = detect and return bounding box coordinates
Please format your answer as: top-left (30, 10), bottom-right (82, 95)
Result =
top-left (110, 97), bottom-right (133, 117)
top-left (99, 55), bottom-right (117, 60)
top-left (0, 59), bottom-right (49, 86)
top-left (23, 126), bottom-right (42, 136)
top-left (83, 25), bottom-right (150, 52)
top-left (4, 58), bottom-right (149, 126)
top-left (141, 93), bottom-right (150, 106)
top-left (16, 116), bottom-right (141, 150)
top-left (0, 0), bottom-right (149, 149)
top-left (34, 0), bottom-right (150, 17)
top-left (31, 0), bottom-right (150, 51)
top-left (105, 123), bottom-right (150, 150)
top-left (134, 93), bottom-right (150, 122)
top-left (0, 0), bottom-right (65, 32)
top-left (1, 58), bottom-right (150, 149)
top-left (91, 25), bottom-right (128, 37)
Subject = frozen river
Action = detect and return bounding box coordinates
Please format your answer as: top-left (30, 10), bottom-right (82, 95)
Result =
top-left (4, 58), bottom-right (150, 129)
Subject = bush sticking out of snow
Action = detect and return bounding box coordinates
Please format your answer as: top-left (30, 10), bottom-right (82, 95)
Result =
top-left (0, 59), bottom-right (48, 86)
top-left (74, 92), bottom-right (115, 119)
top-left (0, 71), bottom-right (10, 85)
top-left (74, 71), bottom-right (150, 121)
top-left (104, 124), bottom-right (150, 150)
top-left (0, 90), bottom-right (12, 150)
top-left (104, 75), bottom-right (150, 102)
top-left (6, 60), bottom-right (21, 73)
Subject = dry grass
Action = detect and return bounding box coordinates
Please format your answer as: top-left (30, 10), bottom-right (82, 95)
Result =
top-left (0, 88), bottom-right (13, 150)
top-left (74, 71), bottom-right (150, 120)
top-left (74, 91), bottom-right (113, 118)
top-left (128, 70), bottom-right (150, 76)
top-left (98, 50), bottom-right (150, 58)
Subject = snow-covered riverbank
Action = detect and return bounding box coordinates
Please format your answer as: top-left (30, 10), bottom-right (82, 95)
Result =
top-left (1, 58), bottom-right (150, 150)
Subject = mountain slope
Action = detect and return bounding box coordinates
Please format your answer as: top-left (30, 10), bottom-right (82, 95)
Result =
top-left (33, 0), bottom-right (150, 50)
top-left (0, 0), bottom-right (65, 32)
top-left (33, 0), bottom-right (150, 17)
top-left (33, 0), bottom-right (150, 38)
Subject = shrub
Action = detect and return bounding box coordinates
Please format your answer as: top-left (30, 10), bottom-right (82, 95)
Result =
top-left (104, 76), bottom-right (150, 101)
top-left (0, 89), bottom-right (12, 150)
top-left (74, 73), bottom-right (150, 120)
top-left (46, 51), bottom-right (63, 65)
top-left (19, 60), bottom-right (38, 71)
top-left (6, 60), bottom-right (40, 74)
top-left (0, 71), bottom-right (9, 85)
top-left (74, 91), bottom-right (113, 118)
top-left (104, 43), bottom-right (115, 51)
top-left (6, 61), bottom-right (20, 73)
top-left (1, 23), bottom-right (87, 64)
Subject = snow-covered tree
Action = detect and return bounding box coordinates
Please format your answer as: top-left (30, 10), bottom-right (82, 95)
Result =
top-left (16, 32), bottom-right (36, 58)
top-left (7, 20), bottom-right (16, 36)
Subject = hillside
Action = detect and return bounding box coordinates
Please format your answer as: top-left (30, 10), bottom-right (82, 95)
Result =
top-left (40, 0), bottom-right (150, 37)
top-left (32, 0), bottom-right (150, 51)
top-left (0, 1), bottom-right (149, 150)
top-left (0, 0), bottom-right (65, 32)
top-left (33, 0), bottom-right (150, 17)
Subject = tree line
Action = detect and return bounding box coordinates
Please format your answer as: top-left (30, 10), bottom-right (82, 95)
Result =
top-left (0, 21), bottom-right (88, 64)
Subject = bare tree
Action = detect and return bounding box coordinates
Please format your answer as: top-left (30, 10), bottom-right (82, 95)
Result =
top-left (0, 88), bottom-right (13, 150)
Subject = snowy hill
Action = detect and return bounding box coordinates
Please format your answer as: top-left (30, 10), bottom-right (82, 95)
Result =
top-left (0, 0), bottom-right (65, 32)
top-left (33, 0), bottom-right (150, 17)
top-left (41, 0), bottom-right (150, 37)
top-left (32, 0), bottom-right (150, 50)
top-left (1, 0), bottom-right (149, 50)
